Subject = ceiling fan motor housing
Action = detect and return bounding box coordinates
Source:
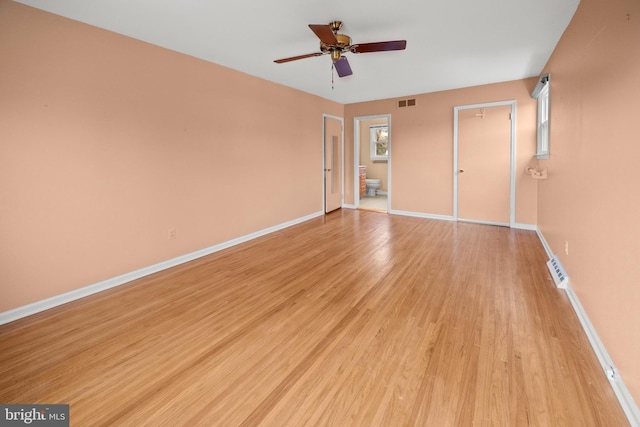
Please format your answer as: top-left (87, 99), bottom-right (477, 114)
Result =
top-left (321, 33), bottom-right (352, 62)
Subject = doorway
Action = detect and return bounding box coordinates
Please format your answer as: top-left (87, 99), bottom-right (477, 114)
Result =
top-left (453, 101), bottom-right (516, 226)
top-left (323, 114), bottom-right (344, 213)
top-left (354, 114), bottom-right (391, 212)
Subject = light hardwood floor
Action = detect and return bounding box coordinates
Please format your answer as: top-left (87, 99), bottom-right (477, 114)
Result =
top-left (358, 195), bottom-right (388, 212)
top-left (0, 210), bottom-right (629, 426)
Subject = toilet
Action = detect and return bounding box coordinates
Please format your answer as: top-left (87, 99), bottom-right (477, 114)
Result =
top-left (365, 179), bottom-right (381, 197)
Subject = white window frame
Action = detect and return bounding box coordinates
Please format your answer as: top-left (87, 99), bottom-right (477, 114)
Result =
top-left (532, 74), bottom-right (550, 160)
top-left (369, 124), bottom-right (389, 161)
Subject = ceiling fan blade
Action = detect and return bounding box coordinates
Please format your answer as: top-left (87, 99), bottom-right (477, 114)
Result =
top-left (352, 40), bottom-right (407, 53)
top-left (309, 24), bottom-right (338, 45)
top-left (274, 52), bottom-right (324, 63)
top-left (334, 57), bottom-right (353, 77)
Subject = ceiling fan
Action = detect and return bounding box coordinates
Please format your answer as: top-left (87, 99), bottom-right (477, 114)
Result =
top-left (274, 21), bottom-right (407, 77)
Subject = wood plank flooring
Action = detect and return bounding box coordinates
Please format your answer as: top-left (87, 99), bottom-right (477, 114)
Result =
top-left (0, 210), bottom-right (629, 426)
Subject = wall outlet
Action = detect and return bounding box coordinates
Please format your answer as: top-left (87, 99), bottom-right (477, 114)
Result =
top-left (564, 240), bottom-right (569, 255)
top-left (168, 228), bottom-right (176, 240)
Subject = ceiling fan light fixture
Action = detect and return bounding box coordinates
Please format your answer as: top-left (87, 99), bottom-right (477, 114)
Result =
top-left (320, 33), bottom-right (351, 53)
top-left (334, 33), bottom-right (351, 48)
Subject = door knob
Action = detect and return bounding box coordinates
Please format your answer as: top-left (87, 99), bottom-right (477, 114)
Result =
top-left (459, 169), bottom-right (464, 173)
top-left (325, 169), bottom-right (332, 172)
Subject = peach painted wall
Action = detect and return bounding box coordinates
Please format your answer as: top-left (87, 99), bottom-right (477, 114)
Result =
top-left (345, 79), bottom-right (538, 225)
top-left (536, 0), bottom-right (640, 403)
top-left (359, 119), bottom-right (388, 193)
top-left (0, 1), bottom-right (342, 312)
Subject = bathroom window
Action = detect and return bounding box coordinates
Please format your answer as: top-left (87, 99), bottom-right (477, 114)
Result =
top-left (370, 125), bottom-right (388, 161)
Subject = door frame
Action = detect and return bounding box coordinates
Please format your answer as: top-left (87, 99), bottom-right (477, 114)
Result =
top-left (322, 114), bottom-right (344, 213)
top-left (353, 114), bottom-right (392, 211)
top-left (453, 100), bottom-right (517, 227)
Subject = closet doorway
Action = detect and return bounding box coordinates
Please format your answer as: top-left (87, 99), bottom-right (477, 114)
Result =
top-left (453, 101), bottom-right (516, 226)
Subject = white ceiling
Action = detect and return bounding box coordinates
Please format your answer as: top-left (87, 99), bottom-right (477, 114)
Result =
top-left (14, 0), bottom-right (580, 104)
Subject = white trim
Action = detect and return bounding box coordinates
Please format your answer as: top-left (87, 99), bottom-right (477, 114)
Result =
top-left (389, 209), bottom-right (456, 222)
top-left (535, 83), bottom-right (550, 160)
top-left (530, 73), bottom-right (550, 99)
top-left (532, 74), bottom-right (550, 160)
top-left (458, 218), bottom-right (510, 228)
top-left (391, 210), bottom-right (533, 229)
top-left (389, 210), bottom-right (534, 229)
top-left (353, 119), bottom-right (360, 209)
top-left (512, 223), bottom-right (537, 231)
top-left (453, 100), bottom-right (517, 227)
top-left (535, 229), bottom-right (640, 426)
top-left (322, 114), bottom-right (345, 213)
top-left (0, 211), bottom-right (324, 326)
top-left (565, 283), bottom-right (640, 426)
top-left (535, 226), bottom-right (554, 258)
top-left (342, 204), bottom-right (357, 209)
top-left (387, 116), bottom-right (393, 212)
top-left (353, 114), bottom-right (392, 211)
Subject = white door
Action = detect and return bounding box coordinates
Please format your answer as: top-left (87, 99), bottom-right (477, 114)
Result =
top-left (456, 103), bottom-right (513, 226)
top-left (324, 116), bottom-right (343, 213)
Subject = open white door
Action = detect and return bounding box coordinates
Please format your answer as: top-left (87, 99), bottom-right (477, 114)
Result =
top-left (324, 115), bottom-right (343, 213)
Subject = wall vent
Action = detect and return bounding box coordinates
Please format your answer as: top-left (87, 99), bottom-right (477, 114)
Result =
top-left (546, 256), bottom-right (569, 289)
top-left (398, 99), bottom-right (416, 108)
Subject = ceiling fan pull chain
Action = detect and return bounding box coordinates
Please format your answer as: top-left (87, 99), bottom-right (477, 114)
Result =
top-left (331, 62), bottom-right (334, 90)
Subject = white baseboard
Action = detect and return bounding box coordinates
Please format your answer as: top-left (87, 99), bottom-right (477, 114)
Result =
top-left (458, 218), bottom-right (510, 227)
top-left (565, 283), bottom-right (640, 426)
top-left (535, 230), bottom-right (640, 426)
top-left (512, 223), bottom-right (537, 231)
top-left (389, 209), bottom-right (456, 222)
top-left (389, 210), bottom-right (536, 231)
top-left (342, 204), bottom-right (357, 209)
top-left (535, 226), bottom-right (554, 258)
top-left (0, 211), bottom-right (325, 326)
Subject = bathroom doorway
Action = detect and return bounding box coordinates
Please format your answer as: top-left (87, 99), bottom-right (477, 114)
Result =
top-left (354, 114), bottom-right (391, 213)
